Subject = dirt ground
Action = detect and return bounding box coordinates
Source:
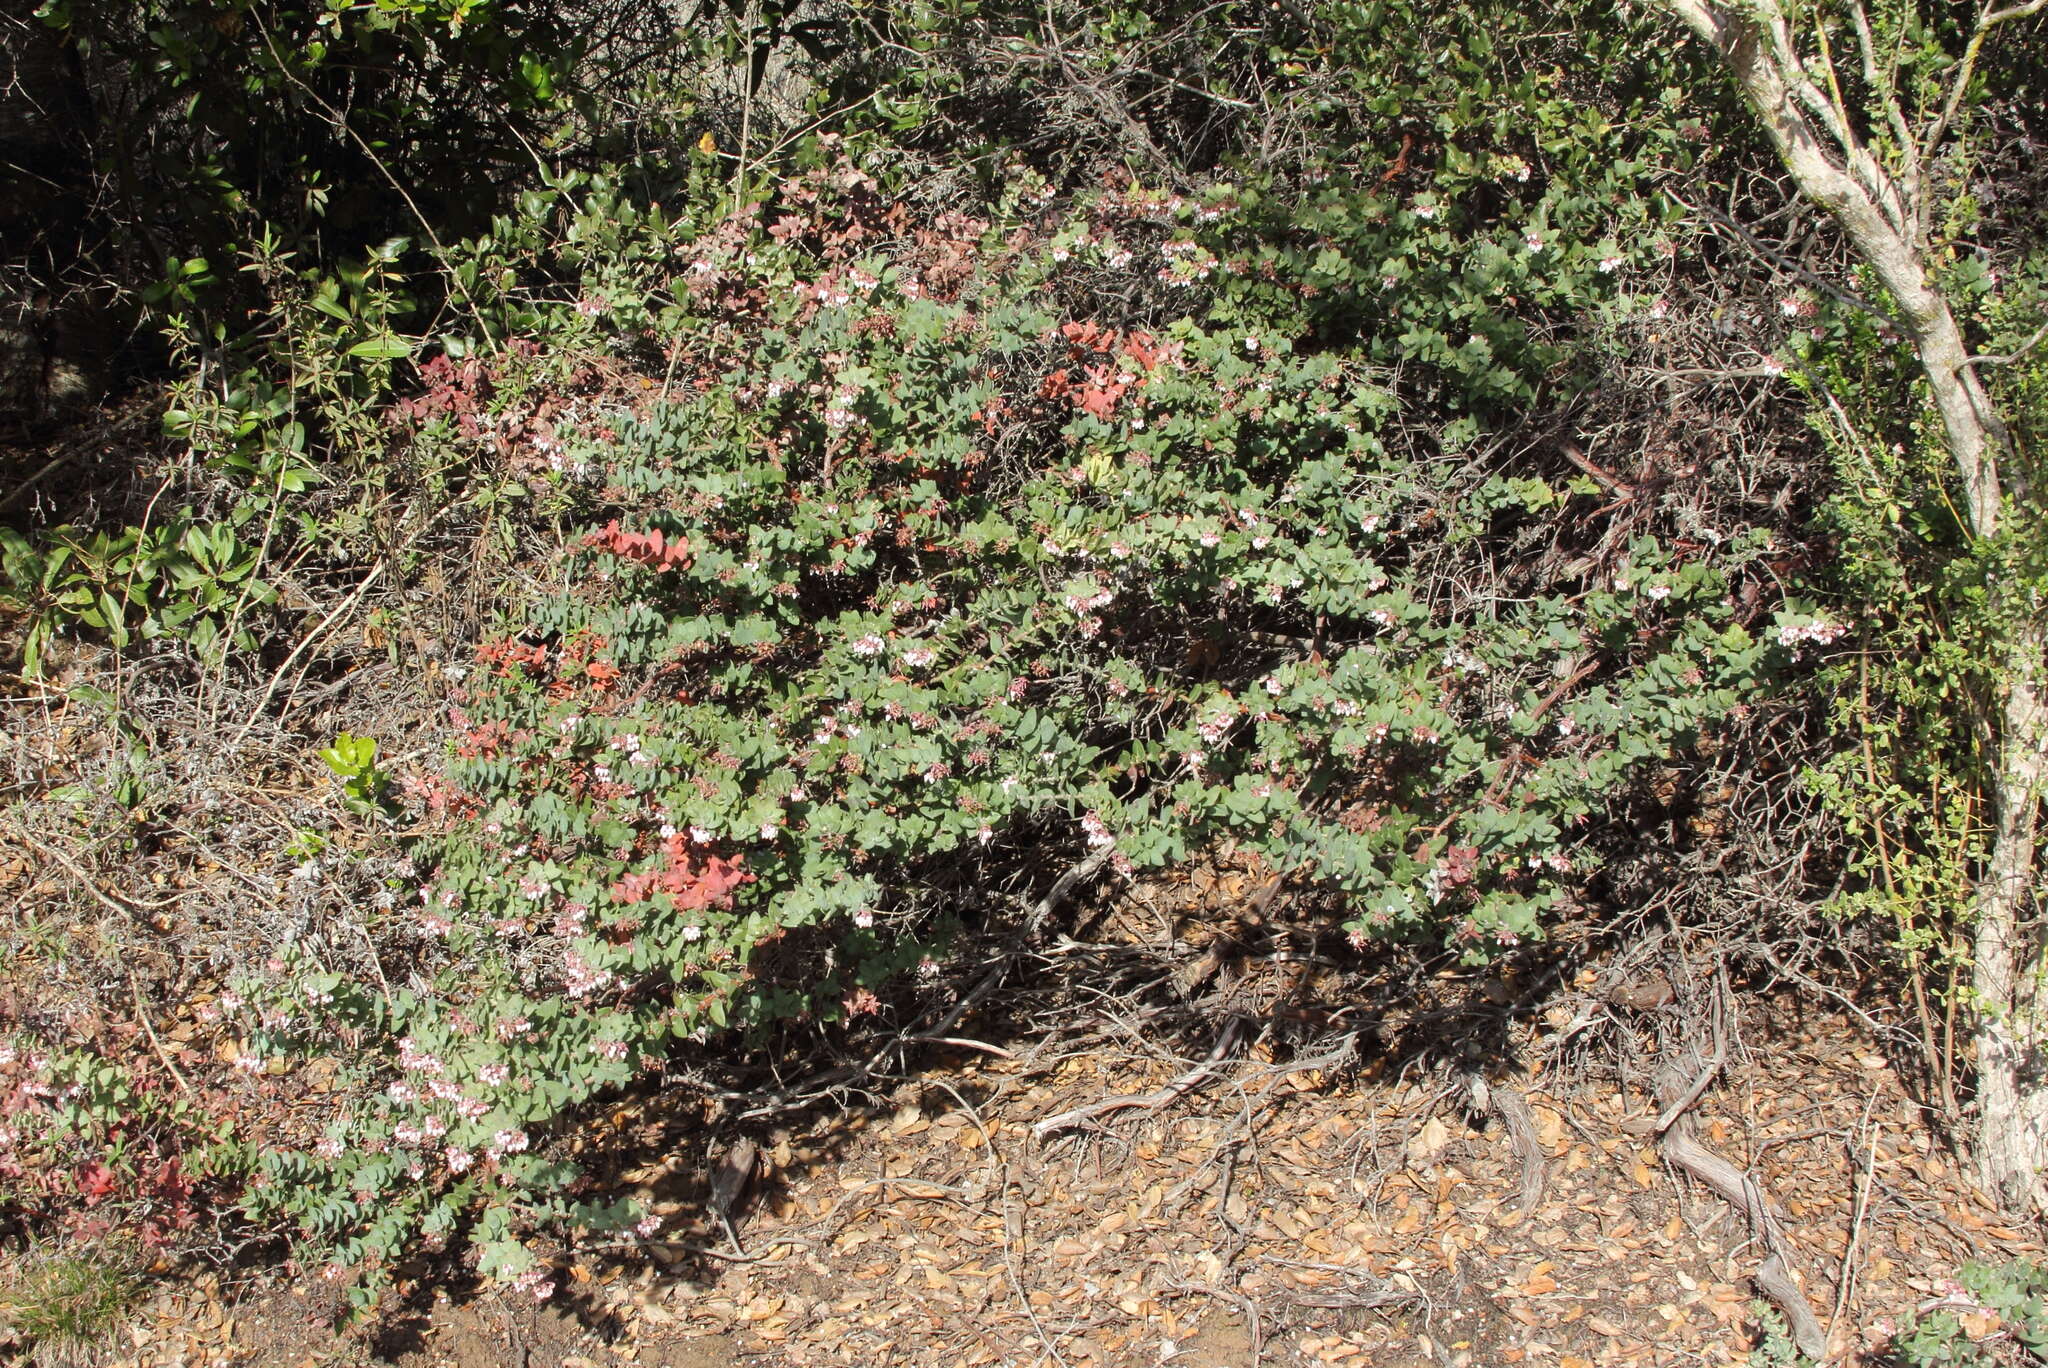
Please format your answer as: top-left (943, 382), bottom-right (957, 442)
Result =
top-left (87, 988), bottom-right (2030, 1368)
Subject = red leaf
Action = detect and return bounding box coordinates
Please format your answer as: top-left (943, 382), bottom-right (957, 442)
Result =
top-left (77, 1161), bottom-right (119, 1204)
top-left (1122, 330), bottom-right (1161, 368)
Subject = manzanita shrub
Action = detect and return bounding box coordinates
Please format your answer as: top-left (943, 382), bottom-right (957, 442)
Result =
top-left (213, 152), bottom-right (1827, 1305)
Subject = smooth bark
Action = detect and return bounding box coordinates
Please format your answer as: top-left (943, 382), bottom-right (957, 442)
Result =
top-left (1661, 0), bottom-right (2048, 1211)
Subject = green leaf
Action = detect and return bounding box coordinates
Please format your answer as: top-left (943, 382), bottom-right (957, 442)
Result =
top-left (346, 335), bottom-right (414, 360)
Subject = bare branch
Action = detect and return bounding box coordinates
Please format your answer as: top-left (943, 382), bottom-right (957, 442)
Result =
top-left (1922, 0), bottom-right (2047, 163)
top-left (1655, 0), bottom-right (2011, 537)
top-left (1964, 316), bottom-right (2048, 372)
top-left (1983, 0), bottom-right (2048, 22)
top-left (1658, 1058), bottom-right (1830, 1359)
top-left (1660, 183), bottom-right (1905, 330)
top-left (1751, 0), bottom-right (1913, 234)
top-left (1033, 1017), bottom-right (1244, 1138)
top-left (1848, 0), bottom-right (1920, 228)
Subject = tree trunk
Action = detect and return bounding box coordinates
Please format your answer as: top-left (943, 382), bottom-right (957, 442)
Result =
top-left (1975, 621), bottom-right (2048, 1211)
top-left (1661, 0), bottom-right (2048, 1212)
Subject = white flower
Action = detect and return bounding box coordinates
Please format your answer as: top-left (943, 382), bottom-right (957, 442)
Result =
top-left (1424, 866), bottom-right (1447, 905)
top-left (1777, 618), bottom-right (1846, 648)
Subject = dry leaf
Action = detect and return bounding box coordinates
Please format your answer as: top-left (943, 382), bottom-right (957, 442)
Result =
top-left (1408, 1116), bottom-right (1453, 1165)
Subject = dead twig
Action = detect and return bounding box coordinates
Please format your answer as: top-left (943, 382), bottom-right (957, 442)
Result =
top-left (730, 848), bottom-right (1112, 1121)
top-left (36, 839), bottom-right (180, 916)
top-left (1023, 847), bottom-right (1115, 939)
top-left (590, 1236), bottom-right (808, 1263)
top-left (128, 972), bottom-right (194, 1097)
top-left (1830, 1095), bottom-right (1883, 1344)
top-left (902, 1035), bottom-right (1017, 1060)
top-left (1651, 1034), bottom-right (1727, 1137)
top-left (227, 558), bottom-right (389, 751)
top-left (707, 1137), bottom-right (758, 1254)
top-left (1259, 1256), bottom-right (1422, 1311)
top-left (1558, 441), bottom-right (1637, 499)
top-left (1656, 1061), bottom-right (1830, 1359)
top-left (1471, 1074), bottom-right (1547, 1214)
top-left (0, 448), bottom-right (80, 514)
top-left (1033, 1017), bottom-right (1244, 1139)
top-left (1001, 1160), bottom-right (1070, 1368)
